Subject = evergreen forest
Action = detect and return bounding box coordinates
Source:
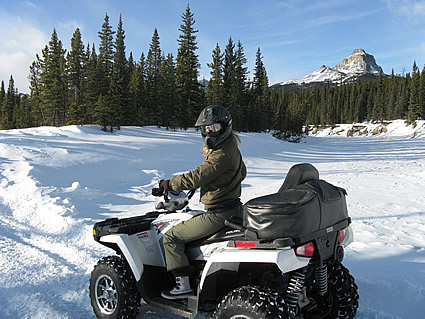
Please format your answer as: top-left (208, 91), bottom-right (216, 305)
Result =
top-left (1, 5), bottom-right (425, 138)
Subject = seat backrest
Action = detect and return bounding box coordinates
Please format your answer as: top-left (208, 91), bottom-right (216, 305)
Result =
top-left (278, 163), bottom-right (319, 192)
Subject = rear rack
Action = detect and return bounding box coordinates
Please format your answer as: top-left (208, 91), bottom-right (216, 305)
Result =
top-left (294, 218), bottom-right (351, 245)
top-left (225, 218), bottom-right (351, 251)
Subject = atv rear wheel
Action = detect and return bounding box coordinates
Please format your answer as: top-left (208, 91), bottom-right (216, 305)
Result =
top-left (213, 286), bottom-right (288, 319)
top-left (303, 262), bottom-right (359, 319)
top-left (89, 255), bottom-right (140, 319)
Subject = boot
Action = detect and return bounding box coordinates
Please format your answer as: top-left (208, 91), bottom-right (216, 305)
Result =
top-left (161, 276), bottom-right (193, 300)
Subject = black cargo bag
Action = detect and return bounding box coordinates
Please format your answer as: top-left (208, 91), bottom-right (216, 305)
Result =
top-left (243, 179), bottom-right (348, 241)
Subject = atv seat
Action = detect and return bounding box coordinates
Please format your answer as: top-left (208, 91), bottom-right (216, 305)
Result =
top-left (279, 163), bottom-right (319, 192)
top-left (186, 218), bottom-right (245, 248)
top-left (243, 163), bottom-right (349, 242)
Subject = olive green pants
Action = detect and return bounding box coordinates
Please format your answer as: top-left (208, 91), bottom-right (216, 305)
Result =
top-left (163, 205), bottom-right (241, 272)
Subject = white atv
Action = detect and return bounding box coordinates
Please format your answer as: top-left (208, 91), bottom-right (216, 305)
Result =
top-left (89, 163), bottom-right (359, 318)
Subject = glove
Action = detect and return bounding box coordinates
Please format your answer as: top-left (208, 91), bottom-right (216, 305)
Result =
top-left (159, 179), bottom-right (170, 191)
top-left (151, 179), bottom-right (170, 196)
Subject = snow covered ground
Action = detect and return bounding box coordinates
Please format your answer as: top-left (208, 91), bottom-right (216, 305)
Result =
top-left (1, 120), bottom-right (425, 318)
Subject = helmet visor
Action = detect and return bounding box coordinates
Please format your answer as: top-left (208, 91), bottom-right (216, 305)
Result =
top-left (201, 123), bottom-right (222, 136)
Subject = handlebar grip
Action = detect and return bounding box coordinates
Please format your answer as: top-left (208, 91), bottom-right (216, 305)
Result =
top-left (152, 188), bottom-right (164, 197)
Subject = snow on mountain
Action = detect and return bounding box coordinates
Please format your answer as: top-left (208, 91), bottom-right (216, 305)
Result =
top-left (281, 64), bottom-right (346, 86)
top-left (1, 121), bottom-right (425, 318)
top-left (276, 49), bottom-right (383, 87)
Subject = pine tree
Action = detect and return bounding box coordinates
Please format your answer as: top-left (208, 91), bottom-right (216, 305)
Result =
top-left (95, 94), bottom-right (114, 132)
top-left (408, 61), bottom-right (421, 124)
top-left (365, 80), bottom-right (375, 120)
top-left (146, 28), bottom-right (162, 125)
top-left (222, 38), bottom-right (249, 130)
top-left (0, 81), bottom-right (4, 125)
top-left (0, 81), bottom-right (5, 105)
top-left (206, 43), bottom-right (224, 106)
top-left (158, 53), bottom-right (177, 128)
top-left (31, 49), bottom-right (46, 127)
top-left (200, 77), bottom-right (207, 110)
top-left (386, 69), bottom-right (397, 119)
top-left (234, 40), bottom-right (249, 130)
top-left (250, 47), bottom-right (271, 131)
top-left (127, 52), bottom-right (135, 80)
top-left (272, 91), bottom-right (304, 141)
top-left (419, 66), bottom-right (425, 119)
top-left (96, 13), bottom-right (115, 129)
top-left (355, 83), bottom-right (368, 122)
top-left (66, 28), bottom-right (86, 125)
top-left (28, 56), bottom-right (44, 126)
top-left (223, 37), bottom-right (236, 116)
top-left (373, 72), bottom-right (385, 121)
top-left (1, 75), bottom-right (16, 129)
top-left (84, 44), bottom-right (100, 123)
top-left (39, 29), bottom-right (67, 126)
top-left (16, 94), bottom-right (32, 128)
top-left (67, 28), bottom-right (85, 103)
top-left (128, 63), bottom-right (142, 126)
top-left (346, 83), bottom-right (357, 123)
top-left (305, 87), bottom-right (319, 126)
top-left (271, 90), bottom-right (287, 131)
top-left (110, 14), bottom-right (128, 130)
top-left (128, 52), bottom-right (148, 126)
top-left (394, 75), bottom-right (409, 119)
top-left (97, 13), bottom-right (115, 96)
top-left (175, 4), bottom-right (200, 128)
top-left (286, 93), bottom-right (305, 136)
top-left (12, 87), bottom-right (21, 129)
top-left (137, 53), bottom-right (148, 125)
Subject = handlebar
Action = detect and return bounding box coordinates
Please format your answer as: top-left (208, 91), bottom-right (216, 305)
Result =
top-left (152, 187), bottom-right (196, 200)
top-left (152, 187), bottom-right (196, 212)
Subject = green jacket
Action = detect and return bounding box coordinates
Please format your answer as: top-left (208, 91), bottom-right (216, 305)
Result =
top-left (169, 136), bottom-right (247, 209)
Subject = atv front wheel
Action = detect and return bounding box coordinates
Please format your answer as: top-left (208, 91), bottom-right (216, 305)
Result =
top-left (89, 256), bottom-right (140, 319)
top-left (213, 286), bottom-right (289, 319)
top-left (303, 262), bottom-right (359, 319)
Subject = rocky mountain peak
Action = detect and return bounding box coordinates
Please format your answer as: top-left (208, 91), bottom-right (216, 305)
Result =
top-left (274, 49), bottom-right (384, 89)
top-left (334, 48), bottom-right (383, 75)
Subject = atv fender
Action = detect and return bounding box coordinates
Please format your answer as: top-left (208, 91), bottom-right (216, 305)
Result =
top-left (199, 248), bottom-right (310, 292)
top-left (99, 232), bottom-right (165, 281)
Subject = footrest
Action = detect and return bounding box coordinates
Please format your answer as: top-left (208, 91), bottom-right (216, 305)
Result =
top-left (187, 295), bottom-right (198, 314)
top-left (150, 296), bottom-right (198, 318)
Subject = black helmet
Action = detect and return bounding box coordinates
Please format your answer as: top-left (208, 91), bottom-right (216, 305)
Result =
top-left (195, 105), bottom-right (232, 149)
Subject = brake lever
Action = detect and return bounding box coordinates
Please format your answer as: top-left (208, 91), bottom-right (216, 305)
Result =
top-left (187, 189), bottom-right (196, 199)
top-left (163, 190), bottom-right (169, 203)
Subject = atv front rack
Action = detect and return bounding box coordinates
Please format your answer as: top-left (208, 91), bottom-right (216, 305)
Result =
top-left (93, 212), bottom-right (160, 241)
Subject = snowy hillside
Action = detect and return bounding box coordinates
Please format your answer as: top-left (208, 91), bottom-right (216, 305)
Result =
top-left (1, 121), bottom-right (425, 318)
top-left (276, 49), bottom-right (383, 87)
top-left (280, 65), bottom-right (346, 86)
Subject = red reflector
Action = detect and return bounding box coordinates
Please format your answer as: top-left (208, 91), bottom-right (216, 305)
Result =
top-left (296, 242), bottom-right (315, 257)
top-left (235, 241), bottom-right (256, 247)
top-left (338, 229), bottom-right (346, 244)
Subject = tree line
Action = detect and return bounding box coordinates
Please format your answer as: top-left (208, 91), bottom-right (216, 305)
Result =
top-left (273, 62), bottom-right (425, 137)
top-left (0, 5), bottom-right (269, 133)
top-left (1, 4), bottom-right (424, 136)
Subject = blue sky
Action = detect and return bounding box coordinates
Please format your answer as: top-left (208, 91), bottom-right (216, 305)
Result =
top-left (1, 0), bottom-right (425, 93)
